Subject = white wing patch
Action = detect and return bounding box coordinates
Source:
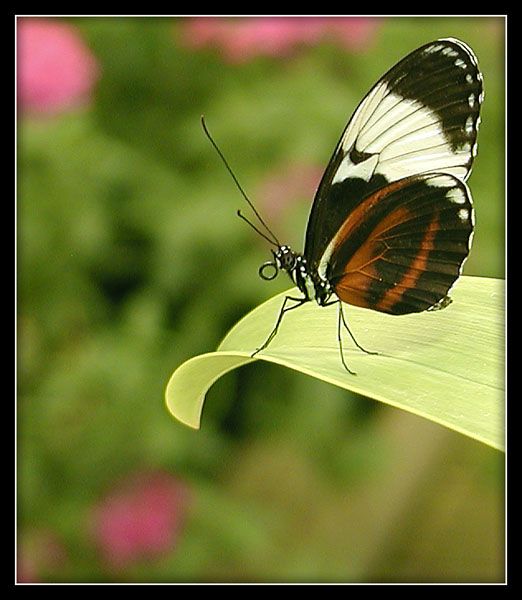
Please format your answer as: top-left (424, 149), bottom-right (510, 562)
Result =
top-left (332, 153), bottom-right (378, 184)
top-left (339, 81), bottom-right (389, 157)
top-left (329, 38), bottom-right (483, 189)
top-left (335, 86), bottom-right (470, 184)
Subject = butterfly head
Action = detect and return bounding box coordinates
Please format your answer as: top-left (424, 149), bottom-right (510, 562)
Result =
top-left (258, 245), bottom-right (297, 281)
top-left (259, 246), bottom-right (328, 305)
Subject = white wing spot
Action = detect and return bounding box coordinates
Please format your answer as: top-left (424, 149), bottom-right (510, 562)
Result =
top-left (465, 115), bottom-right (474, 134)
top-left (426, 174), bottom-right (455, 188)
top-left (446, 188), bottom-right (466, 204)
top-left (458, 208), bottom-right (470, 222)
top-left (425, 44), bottom-right (443, 54)
top-left (442, 47), bottom-right (459, 58)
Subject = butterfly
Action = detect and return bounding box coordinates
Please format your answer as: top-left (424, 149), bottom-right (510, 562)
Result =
top-left (204, 38), bottom-right (483, 373)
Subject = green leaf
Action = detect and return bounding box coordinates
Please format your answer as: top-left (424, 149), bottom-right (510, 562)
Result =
top-left (165, 276), bottom-right (505, 451)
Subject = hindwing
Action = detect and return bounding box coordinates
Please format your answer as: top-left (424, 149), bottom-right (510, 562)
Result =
top-left (326, 172), bottom-right (474, 315)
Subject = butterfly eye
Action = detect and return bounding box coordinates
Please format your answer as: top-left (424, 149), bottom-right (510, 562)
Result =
top-left (279, 254), bottom-right (296, 271)
top-left (277, 246), bottom-right (297, 272)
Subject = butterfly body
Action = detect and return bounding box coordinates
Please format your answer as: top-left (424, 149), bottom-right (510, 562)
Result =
top-left (262, 39), bottom-right (481, 320)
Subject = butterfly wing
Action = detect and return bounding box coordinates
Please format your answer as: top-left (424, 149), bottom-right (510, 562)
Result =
top-left (304, 38), bottom-right (483, 285)
top-left (324, 172), bottom-right (474, 315)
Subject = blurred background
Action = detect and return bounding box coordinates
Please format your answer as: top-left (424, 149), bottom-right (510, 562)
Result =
top-left (17, 16), bottom-right (505, 583)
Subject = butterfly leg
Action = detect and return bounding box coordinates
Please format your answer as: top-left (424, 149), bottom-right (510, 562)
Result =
top-left (326, 300), bottom-right (379, 373)
top-left (338, 300), bottom-right (379, 356)
top-left (251, 295), bottom-right (308, 358)
top-left (336, 303), bottom-right (356, 375)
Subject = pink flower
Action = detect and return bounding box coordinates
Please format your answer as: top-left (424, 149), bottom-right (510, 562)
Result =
top-left (91, 470), bottom-right (190, 570)
top-left (17, 18), bottom-right (100, 115)
top-left (181, 16), bottom-right (382, 62)
top-left (257, 162), bottom-right (323, 224)
top-left (17, 528), bottom-right (68, 583)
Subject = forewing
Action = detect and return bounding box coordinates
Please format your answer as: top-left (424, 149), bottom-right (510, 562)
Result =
top-left (304, 38), bottom-right (482, 269)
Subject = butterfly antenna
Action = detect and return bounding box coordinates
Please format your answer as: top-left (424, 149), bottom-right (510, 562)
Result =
top-left (236, 209), bottom-right (279, 246)
top-left (201, 115), bottom-right (281, 247)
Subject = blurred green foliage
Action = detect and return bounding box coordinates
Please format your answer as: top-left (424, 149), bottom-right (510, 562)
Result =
top-left (18, 17), bottom-right (504, 582)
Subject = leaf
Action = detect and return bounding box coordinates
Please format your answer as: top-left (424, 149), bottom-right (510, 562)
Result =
top-left (165, 276), bottom-right (504, 451)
